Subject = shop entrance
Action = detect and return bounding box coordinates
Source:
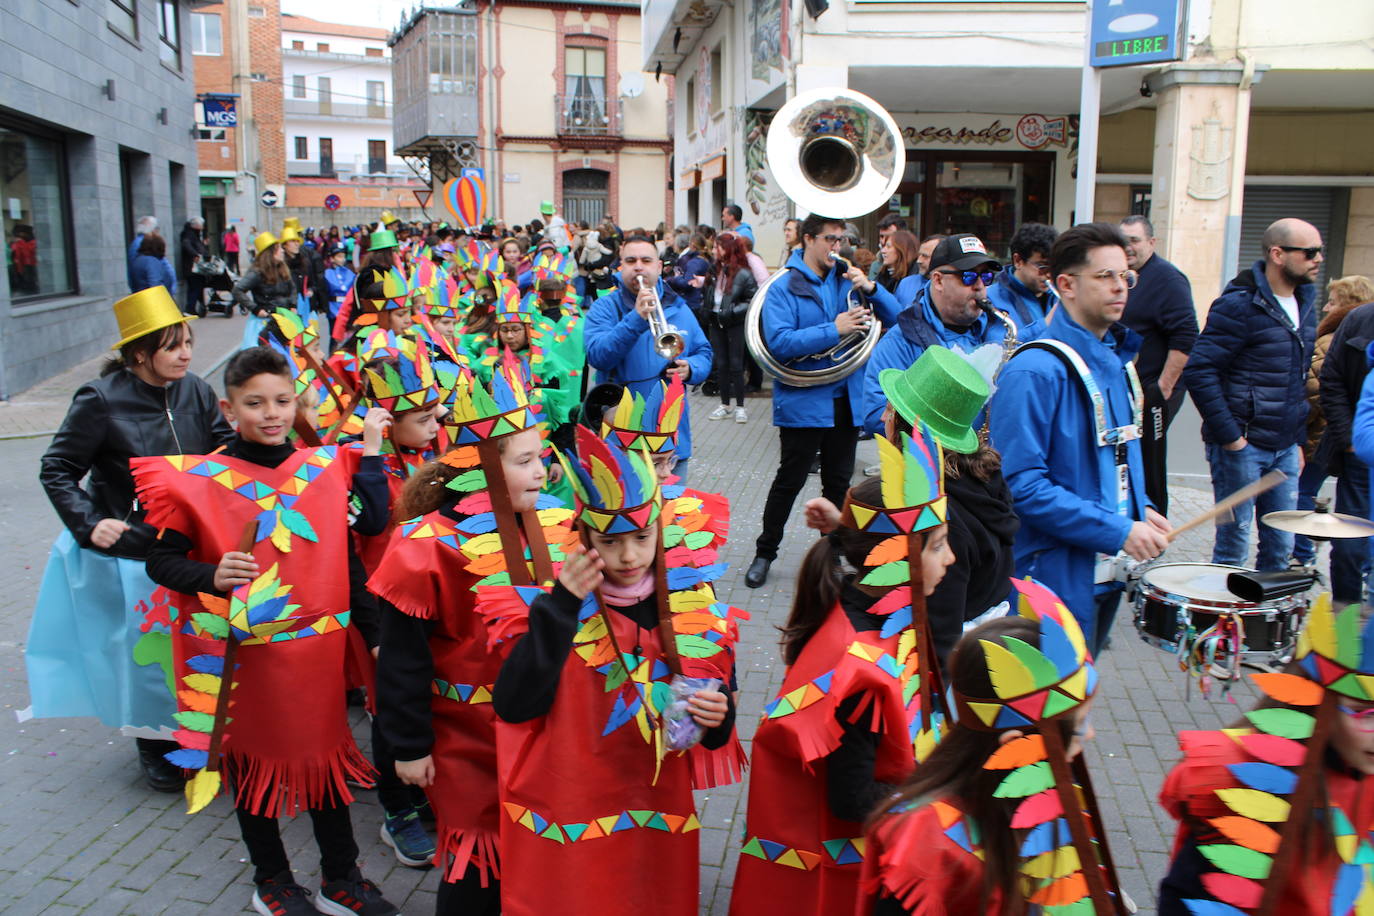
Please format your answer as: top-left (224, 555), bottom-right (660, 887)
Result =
top-left (861, 150), bottom-right (1055, 260)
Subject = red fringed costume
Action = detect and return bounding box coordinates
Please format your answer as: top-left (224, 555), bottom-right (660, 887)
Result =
top-left (861, 798), bottom-right (1005, 914)
top-left (132, 446), bottom-right (372, 816)
top-left (729, 590), bottom-right (931, 916)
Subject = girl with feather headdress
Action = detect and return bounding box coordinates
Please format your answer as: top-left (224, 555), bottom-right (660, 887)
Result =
top-left (368, 354), bottom-right (575, 914)
top-left (1157, 595), bottom-right (1374, 916)
top-left (479, 427), bottom-right (746, 916)
top-left (728, 422), bottom-right (955, 916)
top-left (860, 578), bottom-right (1125, 915)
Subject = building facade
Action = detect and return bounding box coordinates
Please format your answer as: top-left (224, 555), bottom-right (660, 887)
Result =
top-left (645, 0), bottom-right (1374, 302)
top-left (393, 0), bottom-right (672, 232)
top-left (1, 0), bottom-right (201, 395)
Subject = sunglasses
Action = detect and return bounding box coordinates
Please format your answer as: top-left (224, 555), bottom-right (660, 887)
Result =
top-left (1278, 245), bottom-right (1324, 260)
top-left (938, 269), bottom-right (997, 287)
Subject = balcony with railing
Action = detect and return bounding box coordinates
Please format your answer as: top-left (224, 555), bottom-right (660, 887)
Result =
top-left (284, 98), bottom-right (391, 121)
top-left (555, 94), bottom-right (623, 138)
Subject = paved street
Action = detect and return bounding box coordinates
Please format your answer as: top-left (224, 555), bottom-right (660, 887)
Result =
top-left (0, 323), bottom-right (1307, 914)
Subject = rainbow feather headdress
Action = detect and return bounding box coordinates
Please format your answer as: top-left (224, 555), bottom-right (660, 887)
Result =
top-left (533, 250), bottom-right (577, 282)
top-left (476, 249), bottom-right (506, 288)
top-left (952, 578), bottom-right (1097, 731)
top-left (1295, 592), bottom-right (1374, 699)
top-left (560, 425), bottom-right (662, 534)
top-left (840, 425), bottom-right (947, 588)
top-left (452, 240), bottom-right (486, 272)
top-left (494, 285), bottom-right (532, 325)
top-left (361, 332), bottom-right (441, 414)
top-left (601, 376), bottom-right (684, 455)
top-left (421, 278), bottom-right (462, 321)
top-left (444, 354), bottom-right (541, 451)
top-left (357, 266), bottom-right (412, 316)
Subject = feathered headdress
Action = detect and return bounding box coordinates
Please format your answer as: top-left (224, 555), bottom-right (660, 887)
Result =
top-left (356, 266), bottom-right (412, 316)
top-left (452, 240), bottom-right (486, 272)
top-left (362, 333), bottom-right (440, 414)
top-left (601, 376), bottom-right (685, 455)
top-left (494, 285), bottom-right (532, 325)
top-left (533, 250), bottom-right (577, 282)
top-left (951, 579), bottom-right (1096, 731)
top-left (420, 277), bottom-right (462, 321)
top-left (443, 354), bottom-right (542, 457)
top-left (476, 249), bottom-right (506, 288)
top-left (560, 425), bottom-right (661, 534)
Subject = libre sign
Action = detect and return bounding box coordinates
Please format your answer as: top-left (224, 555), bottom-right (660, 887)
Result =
top-left (1089, 0), bottom-right (1183, 68)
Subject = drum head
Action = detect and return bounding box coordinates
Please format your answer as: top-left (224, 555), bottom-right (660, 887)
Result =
top-left (1140, 563), bottom-right (1255, 605)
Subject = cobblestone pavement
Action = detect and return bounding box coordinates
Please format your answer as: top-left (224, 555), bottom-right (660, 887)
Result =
top-left (0, 346), bottom-right (1320, 914)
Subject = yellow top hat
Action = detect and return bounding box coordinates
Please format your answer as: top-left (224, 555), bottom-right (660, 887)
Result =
top-left (279, 226), bottom-right (303, 245)
top-left (254, 231), bottom-right (279, 255)
top-left (283, 216), bottom-right (302, 231)
top-left (380, 210), bottom-right (398, 226)
top-left (112, 286), bottom-right (195, 350)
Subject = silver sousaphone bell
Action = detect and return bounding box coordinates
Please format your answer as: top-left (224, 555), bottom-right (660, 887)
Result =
top-left (745, 88), bottom-right (905, 388)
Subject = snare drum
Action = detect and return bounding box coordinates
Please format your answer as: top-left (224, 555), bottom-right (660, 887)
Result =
top-left (1131, 562), bottom-right (1301, 659)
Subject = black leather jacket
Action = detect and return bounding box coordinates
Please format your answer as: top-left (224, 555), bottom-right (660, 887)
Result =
top-left (39, 369), bottom-right (234, 559)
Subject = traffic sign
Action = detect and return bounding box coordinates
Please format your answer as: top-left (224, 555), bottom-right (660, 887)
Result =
top-left (324, 194), bottom-right (341, 211)
top-left (261, 190), bottom-right (278, 207)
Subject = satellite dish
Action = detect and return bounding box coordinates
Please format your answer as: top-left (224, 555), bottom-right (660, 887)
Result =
top-left (621, 72), bottom-right (645, 99)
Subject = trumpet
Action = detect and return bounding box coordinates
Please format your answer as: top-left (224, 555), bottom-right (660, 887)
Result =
top-left (638, 276), bottom-right (686, 361)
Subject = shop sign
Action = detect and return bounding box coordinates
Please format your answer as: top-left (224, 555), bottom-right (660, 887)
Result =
top-left (201, 96), bottom-right (238, 128)
top-left (893, 114), bottom-right (1071, 151)
top-left (1090, 0), bottom-right (1183, 68)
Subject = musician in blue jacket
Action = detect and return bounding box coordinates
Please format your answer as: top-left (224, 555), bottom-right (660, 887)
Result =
top-left (989, 223), bottom-right (1170, 655)
top-left (583, 234), bottom-right (712, 484)
top-left (860, 234), bottom-right (1025, 434)
top-left (744, 214), bottom-right (899, 588)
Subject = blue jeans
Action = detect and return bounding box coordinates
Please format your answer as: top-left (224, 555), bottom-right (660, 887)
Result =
top-left (1205, 442), bottom-right (1300, 571)
top-left (672, 459), bottom-right (689, 489)
top-left (1292, 456), bottom-right (1328, 565)
top-left (1088, 588), bottom-right (1123, 658)
top-left (1331, 452), bottom-right (1371, 603)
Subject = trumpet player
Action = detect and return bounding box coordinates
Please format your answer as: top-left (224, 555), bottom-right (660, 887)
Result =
top-left (584, 235), bottom-right (713, 485)
top-left (744, 215), bottom-right (900, 589)
top-left (860, 234), bottom-right (1024, 435)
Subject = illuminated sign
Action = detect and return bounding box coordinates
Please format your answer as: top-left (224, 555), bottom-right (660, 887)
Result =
top-left (1089, 0), bottom-right (1184, 68)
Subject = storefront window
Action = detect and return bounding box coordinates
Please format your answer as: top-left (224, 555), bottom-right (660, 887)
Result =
top-left (1, 125), bottom-right (76, 301)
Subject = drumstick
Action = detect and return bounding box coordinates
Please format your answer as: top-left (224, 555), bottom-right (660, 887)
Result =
top-left (1167, 470), bottom-right (1287, 542)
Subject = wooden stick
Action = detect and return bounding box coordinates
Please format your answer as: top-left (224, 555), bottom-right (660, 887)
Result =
top-left (1168, 470), bottom-right (1287, 543)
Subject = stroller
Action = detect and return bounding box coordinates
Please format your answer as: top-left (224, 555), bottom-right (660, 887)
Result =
top-left (191, 256), bottom-right (237, 317)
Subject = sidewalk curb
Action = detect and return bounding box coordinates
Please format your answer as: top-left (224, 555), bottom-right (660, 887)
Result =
top-left (0, 341), bottom-right (240, 442)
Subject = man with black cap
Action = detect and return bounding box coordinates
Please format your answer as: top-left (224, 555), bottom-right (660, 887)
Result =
top-left (861, 233), bottom-right (1027, 434)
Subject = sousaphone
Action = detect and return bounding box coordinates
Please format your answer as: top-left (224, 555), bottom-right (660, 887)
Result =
top-left (745, 88), bottom-right (905, 387)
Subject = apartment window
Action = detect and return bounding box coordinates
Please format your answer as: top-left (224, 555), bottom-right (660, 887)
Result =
top-left (709, 45), bottom-right (722, 113)
top-left (1, 123), bottom-right (76, 300)
top-left (319, 137), bottom-right (334, 176)
top-left (365, 46), bottom-right (383, 57)
top-left (157, 0), bottom-right (181, 68)
top-left (368, 140), bottom-right (386, 174)
top-left (366, 81), bottom-right (386, 117)
top-left (564, 45), bottom-right (607, 129)
top-left (108, 0), bottom-right (137, 39)
top-left (317, 77), bottom-right (332, 115)
top-left (247, 5), bottom-right (264, 17)
top-left (191, 13), bottom-right (221, 55)
top-left (316, 42), bottom-right (329, 53)
top-left (291, 39), bottom-right (304, 50)
top-left (294, 136), bottom-right (308, 159)
top-left (291, 74), bottom-right (306, 98)
top-left (685, 78), bottom-right (696, 133)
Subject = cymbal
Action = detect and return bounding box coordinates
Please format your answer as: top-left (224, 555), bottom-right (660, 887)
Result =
top-left (1261, 508), bottom-right (1374, 538)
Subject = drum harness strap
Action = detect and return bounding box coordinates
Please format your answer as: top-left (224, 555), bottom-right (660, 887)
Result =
top-left (1013, 339), bottom-right (1143, 585)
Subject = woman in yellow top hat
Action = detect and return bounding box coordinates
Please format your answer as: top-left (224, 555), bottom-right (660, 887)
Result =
top-left (233, 231), bottom-right (295, 349)
top-left (30, 286), bottom-right (234, 792)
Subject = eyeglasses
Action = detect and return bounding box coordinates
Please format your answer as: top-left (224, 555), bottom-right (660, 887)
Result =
top-left (1066, 269), bottom-right (1138, 290)
top-left (1340, 704), bottom-right (1374, 732)
top-left (1277, 245), bottom-right (1324, 260)
top-left (820, 234), bottom-right (845, 244)
top-left (938, 269), bottom-right (996, 287)
top-left (1031, 263), bottom-right (1052, 275)
top-left (651, 454), bottom-right (679, 473)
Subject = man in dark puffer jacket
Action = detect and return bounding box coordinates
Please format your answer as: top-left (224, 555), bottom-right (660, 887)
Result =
top-left (1183, 218), bottom-right (1321, 570)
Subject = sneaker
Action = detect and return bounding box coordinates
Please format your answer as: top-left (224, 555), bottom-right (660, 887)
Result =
top-left (707, 405), bottom-right (731, 420)
top-left (862, 464), bottom-right (880, 477)
top-left (315, 869), bottom-right (399, 916)
top-left (734, 407), bottom-right (747, 423)
top-left (252, 872), bottom-right (315, 916)
top-left (380, 806), bottom-right (436, 868)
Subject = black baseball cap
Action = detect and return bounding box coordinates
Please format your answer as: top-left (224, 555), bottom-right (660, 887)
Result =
top-left (928, 234), bottom-right (999, 273)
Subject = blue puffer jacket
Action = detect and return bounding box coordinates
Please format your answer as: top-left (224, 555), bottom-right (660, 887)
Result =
top-left (985, 266), bottom-right (1052, 341)
top-left (1183, 260), bottom-right (1316, 450)
top-left (130, 254), bottom-right (177, 295)
top-left (1352, 362), bottom-right (1374, 467)
top-left (860, 287), bottom-right (1012, 433)
top-left (583, 279), bottom-right (712, 459)
top-left (762, 249), bottom-right (899, 428)
top-left (989, 310), bottom-right (1149, 631)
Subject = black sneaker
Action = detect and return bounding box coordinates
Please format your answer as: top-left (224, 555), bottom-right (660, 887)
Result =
top-left (252, 872), bottom-right (316, 916)
top-left (135, 738), bottom-right (185, 793)
top-left (315, 869), bottom-right (400, 916)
